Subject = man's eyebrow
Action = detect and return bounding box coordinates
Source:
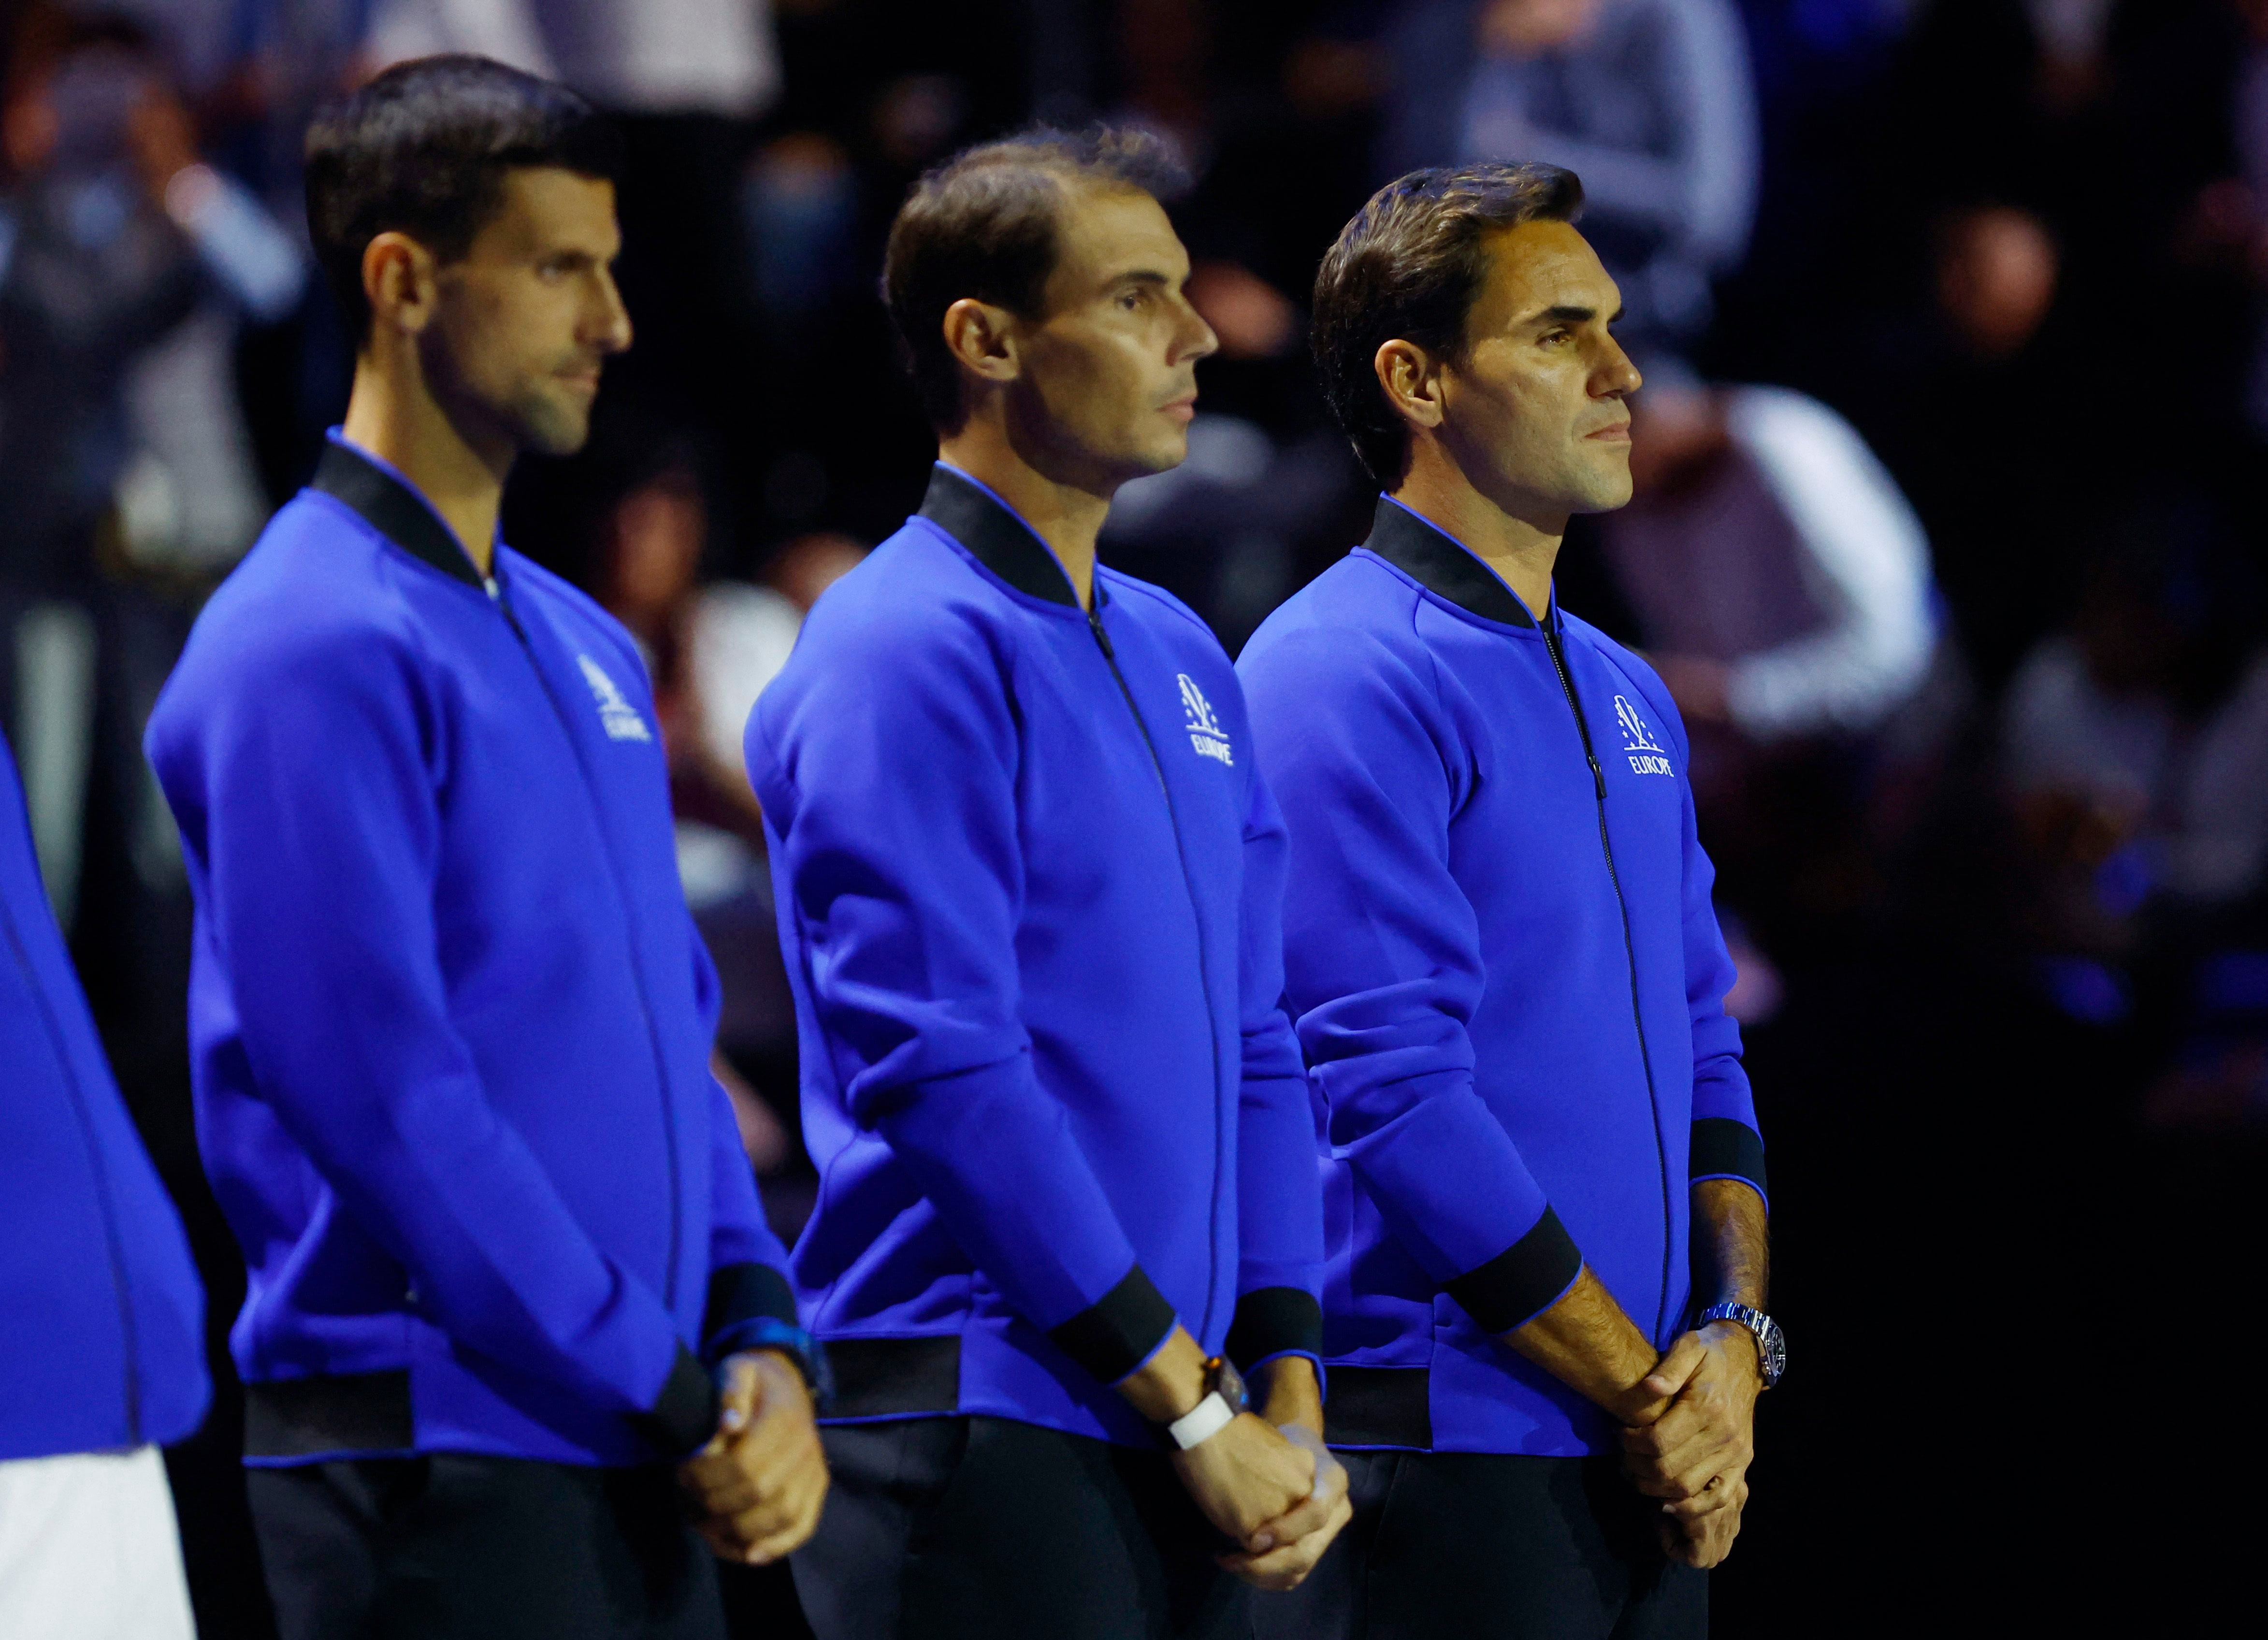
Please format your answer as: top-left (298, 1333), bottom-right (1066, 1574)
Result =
top-left (1109, 269), bottom-right (1177, 289)
top-left (1527, 303), bottom-right (1625, 326)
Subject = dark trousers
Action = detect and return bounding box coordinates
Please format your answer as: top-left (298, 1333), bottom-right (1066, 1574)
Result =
top-left (246, 1454), bottom-right (727, 1640)
top-left (792, 1416), bottom-right (1249, 1640)
top-left (1250, 1450), bottom-right (1706, 1640)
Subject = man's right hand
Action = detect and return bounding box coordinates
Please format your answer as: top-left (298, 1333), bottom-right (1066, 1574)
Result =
top-left (1115, 1326), bottom-right (1341, 1584)
top-left (1171, 1410), bottom-right (1318, 1550)
top-left (676, 1350), bottom-right (829, 1565)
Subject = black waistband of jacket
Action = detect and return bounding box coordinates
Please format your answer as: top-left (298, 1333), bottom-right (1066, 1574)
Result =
top-left (1360, 495), bottom-right (1536, 628)
top-left (309, 439), bottom-right (485, 589)
top-left (821, 1336), bottom-right (964, 1421)
top-left (244, 1370), bottom-right (415, 1461)
top-left (1321, 1366), bottom-right (1433, 1450)
top-left (916, 464), bottom-right (1079, 607)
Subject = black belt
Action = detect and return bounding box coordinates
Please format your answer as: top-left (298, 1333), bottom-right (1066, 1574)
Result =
top-left (823, 1335), bottom-right (963, 1420)
top-left (1321, 1366), bottom-right (1433, 1450)
top-left (823, 1340), bottom-right (1437, 1449)
top-left (244, 1370), bottom-right (414, 1460)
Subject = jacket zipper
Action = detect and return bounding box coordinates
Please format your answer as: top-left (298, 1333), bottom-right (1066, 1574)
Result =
top-left (1086, 592), bottom-right (1229, 1340)
top-left (1539, 613), bottom-right (1676, 1343)
top-left (1, 884), bottom-right (142, 1441)
top-left (488, 576), bottom-right (684, 1308)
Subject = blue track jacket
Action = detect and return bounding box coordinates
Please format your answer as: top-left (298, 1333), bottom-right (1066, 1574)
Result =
top-left (2, 738), bottom-right (208, 1462)
top-left (1238, 497), bottom-right (1767, 1458)
top-left (748, 465), bottom-right (1324, 1447)
top-left (145, 436), bottom-right (796, 1468)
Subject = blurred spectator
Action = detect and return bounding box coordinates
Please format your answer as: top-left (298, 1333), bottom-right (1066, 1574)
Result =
top-left (1593, 371), bottom-right (1937, 981)
top-left (596, 450), bottom-right (865, 1178)
top-left (368, 0), bottom-right (781, 116)
top-left (1606, 374), bottom-right (1936, 743)
top-left (2002, 534), bottom-right (2268, 929)
top-left (1853, 201), bottom-right (2102, 689)
top-left (1387, 0), bottom-right (1759, 348)
top-left (0, 12), bottom-right (302, 932)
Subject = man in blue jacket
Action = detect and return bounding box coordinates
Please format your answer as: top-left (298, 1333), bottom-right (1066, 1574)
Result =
top-left (0, 733), bottom-right (207, 1637)
top-left (145, 57), bottom-right (824, 1640)
top-left (748, 128), bottom-right (1349, 1639)
top-left (1240, 165), bottom-right (1783, 1638)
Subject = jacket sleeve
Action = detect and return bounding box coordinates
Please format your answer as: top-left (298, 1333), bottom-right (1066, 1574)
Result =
top-left (688, 919), bottom-right (803, 1363)
top-left (169, 628), bottom-right (717, 1454)
top-left (751, 617), bottom-right (1175, 1385)
top-left (1223, 756), bottom-right (1326, 1379)
top-left (1635, 670), bottom-right (1767, 1207)
top-left (1242, 628), bottom-right (1583, 1336)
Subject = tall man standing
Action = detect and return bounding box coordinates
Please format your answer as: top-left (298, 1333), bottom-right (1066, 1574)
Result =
top-left (145, 58), bottom-right (825, 1640)
top-left (1240, 164), bottom-right (1783, 1639)
top-left (748, 129), bottom-right (1349, 1639)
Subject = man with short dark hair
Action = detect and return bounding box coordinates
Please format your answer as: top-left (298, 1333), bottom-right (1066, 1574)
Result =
top-left (749, 127), bottom-right (1348, 1639)
top-left (146, 57), bottom-right (825, 1640)
top-left (1240, 163), bottom-right (1780, 1639)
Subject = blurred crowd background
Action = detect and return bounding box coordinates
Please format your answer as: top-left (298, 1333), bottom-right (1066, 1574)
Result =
top-left (4, 0), bottom-right (2263, 1631)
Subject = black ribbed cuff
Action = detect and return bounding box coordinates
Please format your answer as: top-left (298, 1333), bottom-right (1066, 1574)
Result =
top-left (1443, 1206), bottom-right (1584, 1335)
top-left (630, 1343), bottom-right (720, 1459)
top-left (704, 1262), bottom-right (799, 1348)
top-left (1047, 1265), bottom-right (1178, 1385)
top-left (1690, 1118), bottom-right (1769, 1201)
top-left (1224, 1287), bottom-right (1323, 1374)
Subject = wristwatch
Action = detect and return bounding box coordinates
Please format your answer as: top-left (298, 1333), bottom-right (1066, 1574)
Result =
top-left (1697, 1303), bottom-right (1786, 1390)
top-left (1163, 1355), bottom-right (1249, 1451)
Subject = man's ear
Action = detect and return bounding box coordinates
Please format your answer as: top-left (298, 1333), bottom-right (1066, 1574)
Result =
top-left (362, 231), bottom-right (440, 340)
top-left (941, 297), bottom-right (1021, 392)
top-left (1375, 338), bottom-right (1447, 435)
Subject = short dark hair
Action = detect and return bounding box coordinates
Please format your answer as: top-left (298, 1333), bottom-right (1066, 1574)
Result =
top-left (305, 55), bottom-right (621, 347)
top-left (881, 125), bottom-right (1189, 433)
top-left (1312, 163), bottom-right (1585, 488)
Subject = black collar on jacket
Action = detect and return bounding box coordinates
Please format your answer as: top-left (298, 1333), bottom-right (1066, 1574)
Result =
top-left (1360, 494), bottom-right (1538, 630)
top-left (310, 438), bottom-right (487, 590)
top-left (917, 463), bottom-right (1094, 608)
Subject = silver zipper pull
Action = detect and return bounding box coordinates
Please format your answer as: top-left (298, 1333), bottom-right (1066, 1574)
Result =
top-left (485, 577), bottom-right (501, 602)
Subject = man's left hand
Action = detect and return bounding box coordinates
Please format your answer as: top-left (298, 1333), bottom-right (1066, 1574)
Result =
top-left (1657, 1472), bottom-right (1748, 1568)
top-left (1618, 1321), bottom-right (1759, 1517)
top-left (676, 1350), bottom-right (829, 1565)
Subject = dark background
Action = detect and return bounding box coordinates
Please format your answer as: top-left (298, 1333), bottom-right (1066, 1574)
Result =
top-left (5, 0), bottom-right (2266, 1633)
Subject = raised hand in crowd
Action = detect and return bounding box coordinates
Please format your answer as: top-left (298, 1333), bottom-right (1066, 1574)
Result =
top-left (678, 1350), bottom-right (830, 1566)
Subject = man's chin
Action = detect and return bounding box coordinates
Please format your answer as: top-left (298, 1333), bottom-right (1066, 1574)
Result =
top-left (514, 402), bottom-right (596, 459)
top-left (1126, 426), bottom-right (1192, 480)
top-left (1566, 457), bottom-right (1635, 515)
top-left (501, 394), bottom-right (598, 465)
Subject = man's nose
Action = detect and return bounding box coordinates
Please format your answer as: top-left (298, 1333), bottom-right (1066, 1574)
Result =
top-left (591, 268), bottom-right (634, 354)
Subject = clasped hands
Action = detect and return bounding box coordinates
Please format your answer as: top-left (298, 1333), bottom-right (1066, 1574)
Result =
top-left (676, 1350), bottom-right (830, 1565)
top-left (1177, 1406), bottom-right (1351, 1591)
top-left (1613, 1321), bottom-right (1761, 1569)
top-left (1127, 1342), bottom-right (1350, 1593)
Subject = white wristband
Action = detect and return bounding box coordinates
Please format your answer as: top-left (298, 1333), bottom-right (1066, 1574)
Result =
top-left (1167, 1390), bottom-right (1236, 1451)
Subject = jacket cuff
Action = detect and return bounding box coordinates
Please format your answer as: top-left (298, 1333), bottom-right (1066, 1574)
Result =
top-left (1690, 1118), bottom-right (1769, 1207)
top-left (630, 1342), bottom-right (719, 1460)
top-left (703, 1262), bottom-right (800, 1354)
top-left (1047, 1264), bottom-right (1178, 1385)
top-left (1225, 1287), bottom-right (1323, 1376)
top-left (1443, 1206), bottom-right (1583, 1335)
